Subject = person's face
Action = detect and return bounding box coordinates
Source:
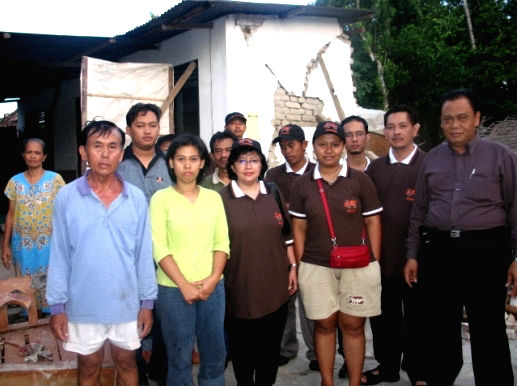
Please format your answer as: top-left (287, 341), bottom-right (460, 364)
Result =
top-left (384, 112), bottom-right (419, 150)
top-left (225, 118), bottom-right (246, 139)
top-left (23, 141), bottom-right (46, 169)
top-left (231, 150), bottom-right (261, 184)
top-left (279, 139), bottom-right (307, 168)
top-left (344, 120), bottom-right (369, 155)
top-left (441, 97), bottom-right (480, 153)
top-left (159, 140), bottom-right (173, 154)
top-left (126, 111), bottom-right (160, 151)
top-left (212, 138), bottom-right (234, 169)
top-left (313, 134), bottom-right (345, 168)
top-left (79, 129), bottom-right (124, 178)
top-left (169, 145), bottom-right (204, 185)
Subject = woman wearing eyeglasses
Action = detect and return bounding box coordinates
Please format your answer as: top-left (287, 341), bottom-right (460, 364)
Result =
top-left (289, 121), bottom-right (383, 386)
top-left (220, 138), bottom-right (298, 386)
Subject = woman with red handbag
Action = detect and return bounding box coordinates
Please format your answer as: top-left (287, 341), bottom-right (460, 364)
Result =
top-left (289, 121), bottom-right (383, 386)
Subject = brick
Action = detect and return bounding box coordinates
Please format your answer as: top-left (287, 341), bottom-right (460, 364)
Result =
top-left (285, 102), bottom-right (300, 109)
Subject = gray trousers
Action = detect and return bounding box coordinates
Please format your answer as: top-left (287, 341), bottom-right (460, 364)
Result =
top-left (279, 294), bottom-right (317, 361)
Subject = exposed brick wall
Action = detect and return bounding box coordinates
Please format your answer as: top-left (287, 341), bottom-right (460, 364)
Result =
top-left (273, 86), bottom-right (323, 128)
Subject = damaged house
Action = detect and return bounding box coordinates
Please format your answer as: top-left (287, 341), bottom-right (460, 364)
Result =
top-left (0, 0), bottom-right (384, 184)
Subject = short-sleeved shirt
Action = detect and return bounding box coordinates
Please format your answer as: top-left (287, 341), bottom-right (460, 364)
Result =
top-left (366, 147), bottom-right (425, 276)
top-left (265, 158), bottom-right (315, 204)
top-left (289, 163), bottom-right (382, 267)
top-left (221, 181), bottom-right (292, 319)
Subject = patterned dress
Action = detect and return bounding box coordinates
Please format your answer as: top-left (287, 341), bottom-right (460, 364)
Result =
top-left (4, 171), bottom-right (65, 311)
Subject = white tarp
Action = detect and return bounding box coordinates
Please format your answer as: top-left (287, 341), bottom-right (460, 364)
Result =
top-left (80, 56), bottom-right (173, 134)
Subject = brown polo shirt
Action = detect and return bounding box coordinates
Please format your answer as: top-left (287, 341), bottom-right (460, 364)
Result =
top-left (289, 164), bottom-right (383, 267)
top-left (366, 147), bottom-right (425, 276)
top-left (221, 181), bottom-right (292, 319)
top-left (265, 159), bottom-right (316, 204)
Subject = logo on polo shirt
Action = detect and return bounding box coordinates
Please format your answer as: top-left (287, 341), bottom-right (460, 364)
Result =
top-left (343, 200), bottom-right (358, 213)
top-left (156, 177), bottom-right (164, 183)
top-left (405, 188), bottom-right (416, 202)
top-left (274, 212), bottom-right (284, 226)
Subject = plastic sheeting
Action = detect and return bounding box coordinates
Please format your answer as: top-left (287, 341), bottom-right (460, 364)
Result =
top-left (80, 56), bottom-right (173, 134)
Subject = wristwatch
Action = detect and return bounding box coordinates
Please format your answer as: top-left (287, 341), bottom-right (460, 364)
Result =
top-left (288, 263), bottom-right (297, 270)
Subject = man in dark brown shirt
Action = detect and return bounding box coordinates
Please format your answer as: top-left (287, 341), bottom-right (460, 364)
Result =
top-left (265, 124), bottom-right (316, 369)
top-left (405, 89), bottom-right (517, 385)
top-left (365, 105), bottom-right (425, 385)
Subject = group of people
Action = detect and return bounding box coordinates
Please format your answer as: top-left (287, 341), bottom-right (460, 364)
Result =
top-left (2, 88), bottom-right (516, 386)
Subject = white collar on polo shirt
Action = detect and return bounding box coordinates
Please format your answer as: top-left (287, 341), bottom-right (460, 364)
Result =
top-left (388, 144), bottom-right (417, 165)
top-left (285, 156), bottom-right (310, 175)
top-left (231, 180), bottom-right (268, 198)
top-left (313, 162), bottom-right (348, 180)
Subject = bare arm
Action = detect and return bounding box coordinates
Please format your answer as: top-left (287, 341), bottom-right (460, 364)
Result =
top-left (292, 218), bottom-right (308, 264)
top-left (2, 199), bottom-right (15, 269)
top-left (364, 214), bottom-right (381, 261)
top-left (158, 255), bottom-right (201, 304)
top-left (286, 245), bottom-right (298, 295)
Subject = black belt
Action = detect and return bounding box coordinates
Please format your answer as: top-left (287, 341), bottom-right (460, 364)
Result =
top-left (423, 226), bottom-right (509, 239)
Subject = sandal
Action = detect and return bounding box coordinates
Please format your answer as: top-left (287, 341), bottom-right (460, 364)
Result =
top-left (361, 366), bottom-right (400, 385)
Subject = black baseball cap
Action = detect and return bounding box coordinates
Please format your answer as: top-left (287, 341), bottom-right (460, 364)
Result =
top-left (232, 138), bottom-right (262, 152)
top-left (312, 121), bottom-right (345, 142)
top-left (272, 124), bottom-right (305, 144)
top-left (225, 112), bottom-right (247, 125)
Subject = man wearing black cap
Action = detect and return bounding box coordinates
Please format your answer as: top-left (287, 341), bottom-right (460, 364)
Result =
top-left (225, 112), bottom-right (247, 140)
top-left (265, 124), bottom-right (316, 368)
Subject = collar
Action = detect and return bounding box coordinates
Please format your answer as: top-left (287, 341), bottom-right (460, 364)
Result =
top-left (211, 168), bottom-right (227, 185)
top-left (313, 162), bottom-right (348, 180)
top-left (123, 143), bottom-right (164, 161)
top-left (344, 155), bottom-right (371, 171)
top-left (447, 133), bottom-right (480, 155)
top-left (77, 170), bottom-right (128, 197)
top-left (388, 144), bottom-right (418, 164)
top-left (231, 180), bottom-right (267, 198)
top-left (285, 156), bottom-right (310, 175)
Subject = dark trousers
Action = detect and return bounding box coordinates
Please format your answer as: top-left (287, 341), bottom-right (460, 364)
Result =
top-left (226, 302), bottom-right (288, 386)
top-left (419, 226), bottom-right (514, 386)
top-left (369, 275), bottom-right (424, 381)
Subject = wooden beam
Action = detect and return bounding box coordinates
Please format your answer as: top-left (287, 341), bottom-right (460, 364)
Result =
top-left (162, 23), bottom-right (213, 30)
top-left (317, 52), bottom-right (345, 121)
top-left (160, 61), bottom-right (197, 113)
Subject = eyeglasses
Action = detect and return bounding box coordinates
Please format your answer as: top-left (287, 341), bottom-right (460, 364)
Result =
top-left (345, 131), bottom-right (366, 138)
top-left (236, 158), bottom-right (260, 166)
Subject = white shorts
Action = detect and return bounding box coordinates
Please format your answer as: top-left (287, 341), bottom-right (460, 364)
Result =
top-left (63, 320), bottom-right (141, 355)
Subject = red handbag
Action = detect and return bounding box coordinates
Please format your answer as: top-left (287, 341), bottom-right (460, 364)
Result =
top-left (317, 179), bottom-right (370, 269)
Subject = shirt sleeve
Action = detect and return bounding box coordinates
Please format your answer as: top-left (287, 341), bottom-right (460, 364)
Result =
top-left (150, 190), bottom-right (171, 264)
top-left (288, 178), bottom-right (306, 219)
top-left (135, 197), bottom-right (158, 306)
top-left (4, 178), bottom-right (15, 200)
top-left (406, 162), bottom-right (429, 259)
top-left (46, 189), bottom-right (71, 314)
top-left (357, 172), bottom-right (383, 216)
top-left (212, 194), bottom-right (230, 255)
top-left (501, 149), bottom-right (517, 257)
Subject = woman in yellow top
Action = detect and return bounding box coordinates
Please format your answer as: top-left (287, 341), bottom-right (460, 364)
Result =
top-left (150, 133), bottom-right (229, 386)
top-left (2, 138), bottom-right (65, 313)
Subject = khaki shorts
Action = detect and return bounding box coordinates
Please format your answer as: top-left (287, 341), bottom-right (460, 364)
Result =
top-left (63, 320), bottom-right (140, 355)
top-left (298, 261), bottom-right (381, 320)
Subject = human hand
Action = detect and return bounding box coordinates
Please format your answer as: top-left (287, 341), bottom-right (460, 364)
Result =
top-left (1, 245), bottom-right (11, 269)
top-left (404, 259), bottom-right (418, 288)
top-left (50, 313), bottom-right (69, 342)
top-left (179, 282), bottom-right (201, 304)
top-left (288, 269), bottom-right (298, 295)
top-left (506, 261), bottom-right (517, 297)
top-left (137, 309), bottom-right (153, 339)
top-left (192, 275), bottom-right (218, 300)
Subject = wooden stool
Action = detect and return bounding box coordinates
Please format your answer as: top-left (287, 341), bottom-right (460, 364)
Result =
top-left (0, 277), bottom-right (38, 332)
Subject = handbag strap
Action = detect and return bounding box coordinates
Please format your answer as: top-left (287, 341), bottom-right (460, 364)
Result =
top-left (316, 178), bottom-right (366, 246)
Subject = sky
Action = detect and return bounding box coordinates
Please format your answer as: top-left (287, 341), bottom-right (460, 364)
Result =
top-left (0, 0), bottom-right (310, 117)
